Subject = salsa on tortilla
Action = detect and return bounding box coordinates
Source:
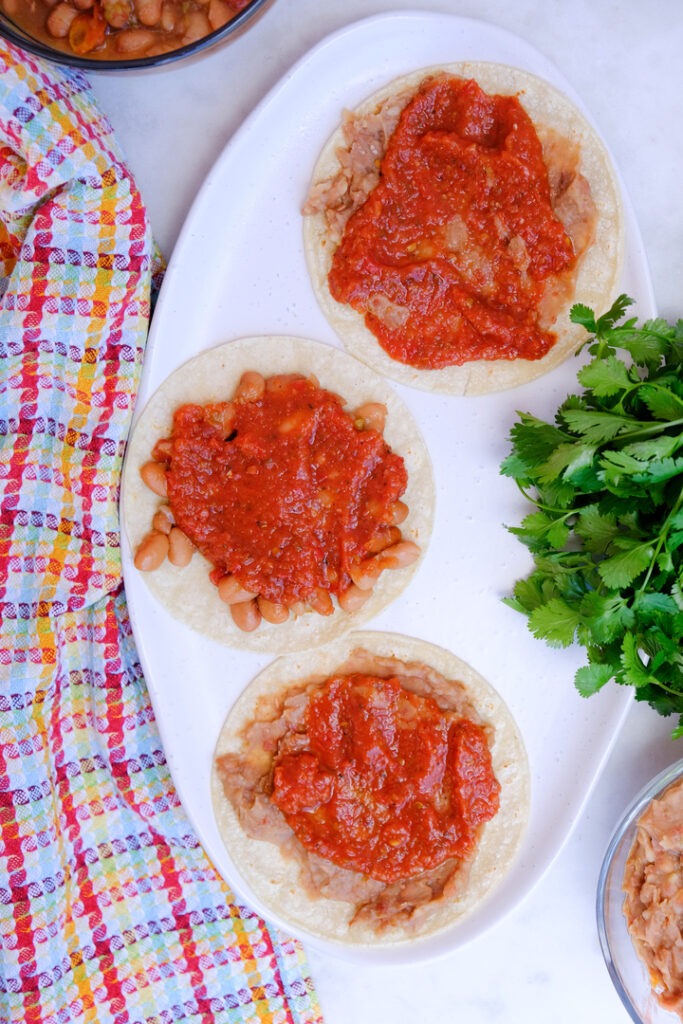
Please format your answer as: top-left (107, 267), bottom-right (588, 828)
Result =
top-left (303, 63), bottom-right (624, 395)
top-left (326, 74), bottom-right (590, 369)
top-left (211, 633), bottom-right (530, 944)
top-left (122, 337), bottom-right (433, 653)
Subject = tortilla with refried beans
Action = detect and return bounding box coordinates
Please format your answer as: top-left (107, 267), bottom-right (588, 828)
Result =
top-left (303, 62), bottom-right (624, 395)
top-left (211, 630), bottom-right (529, 947)
top-left (121, 336), bottom-right (434, 655)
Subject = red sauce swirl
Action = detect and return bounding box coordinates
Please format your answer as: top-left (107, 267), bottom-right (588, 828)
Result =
top-left (271, 674), bottom-right (500, 882)
top-left (328, 75), bottom-right (576, 368)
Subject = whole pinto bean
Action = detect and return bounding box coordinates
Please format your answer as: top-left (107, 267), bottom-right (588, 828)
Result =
top-left (230, 599), bottom-right (262, 632)
top-left (366, 525), bottom-right (401, 554)
top-left (140, 459), bottom-right (167, 497)
top-left (349, 558), bottom-right (384, 591)
top-left (217, 574), bottom-right (258, 606)
top-left (390, 500), bottom-right (409, 525)
top-left (46, 3), bottom-right (78, 37)
top-left (354, 402), bottom-right (387, 433)
top-left (377, 540), bottom-right (421, 570)
top-left (133, 0), bottom-right (161, 24)
top-left (307, 587), bottom-right (334, 616)
top-left (134, 531), bottom-right (169, 572)
top-left (337, 584), bottom-right (371, 613)
top-left (235, 371), bottom-right (265, 403)
top-left (102, 0), bottom-right (132, 27)
top-left (151, 437), bottom-right (173, 462)
top-left (115, 26), bottom-right (157, 52)
top-left (257, 597), bottom-right (289, 624)
top-left (152, 504), bottom-right (174, 535)
top-left (168, 527), bottom-right (194, 567)
top-left (181, 8), bottom-right (210, 43)
top-left (350, 539), bottom-right (420, 590)
top-left (207, 401), bottom-right (235, 437)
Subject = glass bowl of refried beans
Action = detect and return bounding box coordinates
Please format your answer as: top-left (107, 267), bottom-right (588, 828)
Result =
top-left (598, 759), bottom-right (683, 1023)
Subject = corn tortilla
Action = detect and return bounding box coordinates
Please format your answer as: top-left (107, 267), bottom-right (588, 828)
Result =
top-left (303, 62), bottom-right (625, 395)
top-left (211, 630), bottom-right (530, 947)
top-left (121, 336), bottom-right (434, 654)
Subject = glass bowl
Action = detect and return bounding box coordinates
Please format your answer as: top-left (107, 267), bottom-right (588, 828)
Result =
top-left (0, 0), bottom-right (271, 71)
top-left (597, 759), bottom-right (683, 1024)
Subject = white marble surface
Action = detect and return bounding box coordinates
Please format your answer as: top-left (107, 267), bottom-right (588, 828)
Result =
top-left (86, 3), bottom-right (683, 1022)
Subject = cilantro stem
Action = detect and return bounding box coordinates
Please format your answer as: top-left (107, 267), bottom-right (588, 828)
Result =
top-left (644, 676), bottom-right (683, 698)
top-left (607, 324), bottom-right (673, 345)
top-left (637, 481), bottom-right (683, 595)
top-left (610, 416), bottom-right (683, 447)
top-left (616, 381), bottom-right (683, 417)
top-left (515, 481), bottom-right (582, 517)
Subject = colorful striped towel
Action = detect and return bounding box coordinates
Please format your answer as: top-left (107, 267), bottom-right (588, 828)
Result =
top-left (0, 41), bottom-right (323, 1024)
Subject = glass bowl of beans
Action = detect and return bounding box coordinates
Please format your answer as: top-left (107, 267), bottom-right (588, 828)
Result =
top-left (0, 0), bottom-right (271, 69)
top-left (597, 758), bottom-right (683, 1024)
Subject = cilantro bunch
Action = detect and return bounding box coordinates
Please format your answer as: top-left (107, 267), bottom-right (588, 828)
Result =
top-left (502, 296), bottom-right (683, 736)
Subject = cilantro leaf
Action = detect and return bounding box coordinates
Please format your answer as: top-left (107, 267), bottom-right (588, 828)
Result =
top-left (639, 385), bottom-right (683, 420)
top-left (560, 408), bottom-right (632, 443)
top-left (597, 541), bottom-right (653, 589)
top-left (577, 354), bottom-right (633, 397)
top-left (528, 598), bottom-right (582, 647)
top-left (575, 662), bottom-right (614, 697)
top-left (569, 303), bottom-right (598, 333)
top-left (595, 294), bottom-right (634, 332)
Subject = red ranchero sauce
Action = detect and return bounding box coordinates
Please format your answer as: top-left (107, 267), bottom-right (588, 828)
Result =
top-left (165, 375), bottom-right (407, 606)
top-left (271, 674), bottom-right (500, 882)
top-left (327, 75), bottom-right (576, 369)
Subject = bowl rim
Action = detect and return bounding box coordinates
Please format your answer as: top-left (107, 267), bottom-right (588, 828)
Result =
top-left (0, 0), bottom-right (271, 71)
top-left (596, 757), bottom-right (683, 1024)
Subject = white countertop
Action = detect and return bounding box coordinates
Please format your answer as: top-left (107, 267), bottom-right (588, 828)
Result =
top-left (88, 2), bottom-right (683, 1022)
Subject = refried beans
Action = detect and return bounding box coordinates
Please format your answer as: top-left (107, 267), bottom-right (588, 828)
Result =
top-left (623, 775), bottom-right (683, 1016)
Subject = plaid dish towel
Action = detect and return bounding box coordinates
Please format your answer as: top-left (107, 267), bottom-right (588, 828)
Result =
top-left (0, 42), bottom-right (323, 1024)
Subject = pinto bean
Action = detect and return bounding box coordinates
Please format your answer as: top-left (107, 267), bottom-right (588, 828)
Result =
top-left (217, 575), bottom-right (258, 605)
top-left (152, 504), bottom-right (174, 535)
top-left (390, 501), bottom-right (409, 525)
top-left (230, 599), bottom-right (261, 632)
top-left (366, 526), bottom-right (401, 554)
top-left (288, 600), bottom-right (308, 617)
top-left (73, 0), bottom-right (95, 10)
top-left (46, 3), bottom-right (78, 37)
top-left (159, 1), bottom-right (175, 30)
top-left (182, 8), bottom-right (210, 42)
top-left (354, 402), bottom-right (387, 433)
top-left (307, 588), bottom-right (334, 616)
top-left (115, 26), bottom-right (157, 52)
top-left (377, 540), bottom-right (421, 570)
top-left (140, 460), bottom-right (167, 497)
top-left (102, 0), bottom-right (132, 26)
top-left (208, 401), bottom-right (235, 437)
top-left (257, 597), bottom-right (289, 624)
top-left (338, 584), bottom-right (372, 613)
top-left (349, 559), bottom-right (384, 591)
top-left (235, 371), bottom-right (265, 403)
top-left (134, 0), bottom-right (161, 24)
top-left (266, 374), bottom-right (303, 394)
top-left (168, 527), bottom-right (194, 567)
top-left (134, 531), bottom-right (169, 572)
top-left (151, 437), bottom-right (173, 462)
